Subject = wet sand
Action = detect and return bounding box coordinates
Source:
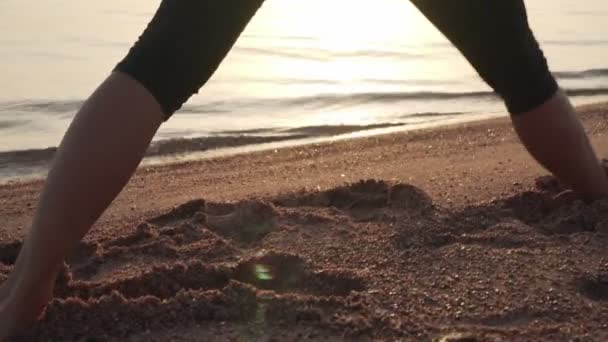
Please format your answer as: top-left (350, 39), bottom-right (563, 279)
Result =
top-left (0, 122), bottom-right (411, 182)
top-left (2, 102), bottom-right (608, 341)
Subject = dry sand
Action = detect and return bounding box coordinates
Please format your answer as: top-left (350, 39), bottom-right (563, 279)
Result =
top-left (2, 103), bottom-right (608, 341)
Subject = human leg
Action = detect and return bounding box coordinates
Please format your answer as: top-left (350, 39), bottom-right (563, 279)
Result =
top-left (410, 0), bottom-right (608, 199)
top-left (0, 0), bottom-right (265, 339)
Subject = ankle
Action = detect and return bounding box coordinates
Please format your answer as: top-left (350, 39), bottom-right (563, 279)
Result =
top-left (10, 265), bottom-right (58, 306)
top-left (0, 292), bottom-right (48, 340)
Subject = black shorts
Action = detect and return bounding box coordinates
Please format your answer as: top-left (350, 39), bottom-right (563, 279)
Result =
top-left (114, 0), bottom-right (558, 120)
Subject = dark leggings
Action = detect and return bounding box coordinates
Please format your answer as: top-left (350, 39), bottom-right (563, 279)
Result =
top-left (115, 0), bottom-right (558, 121)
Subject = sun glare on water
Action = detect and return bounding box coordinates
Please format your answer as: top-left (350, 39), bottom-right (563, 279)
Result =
top-left (233, 0), bottom-right (445, 124)
top-left (243, 0), bottom-right (440, 80)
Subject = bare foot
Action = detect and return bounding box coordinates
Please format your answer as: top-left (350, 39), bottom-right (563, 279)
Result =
top-left (0, 277), bottom-right (14, 302)
top-left (0, 277), bottom-right (54, 341)
top-left (0, 271), bottom-right (19, 336)
top-left (0, 298), bottom-right (47, 341)
top-left (535, 175), bottom-right (566, 194)
top-left (536, 158), bottom-right (608, 201)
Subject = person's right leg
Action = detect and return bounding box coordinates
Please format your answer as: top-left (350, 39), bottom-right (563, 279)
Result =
top-left (410, 0), bottom-right (608, 200)
top-left (0, 0), bottom-right (265, 339)
top-left (511, 90), bottom-right (608, 200)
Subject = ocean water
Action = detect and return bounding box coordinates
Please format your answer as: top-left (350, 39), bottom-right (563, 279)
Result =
top-left (1, 0), bottom-right (607, 180)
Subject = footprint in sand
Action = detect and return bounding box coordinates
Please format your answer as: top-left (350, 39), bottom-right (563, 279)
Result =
top-left (233, 251), bottom-right (365, 296)
top-left (435, 332), bottom-right (485, 342)
top-left (204, 200), bottom-right (278, 244)
top-left (63, 223), bottom-right (171, 281)
top-left (147, 198), bottom-right (279, 245)
top-left (0, 240), bottom-right (22, 265)
top-left (438, 186), bottom-right (607, 242)
top-left (274, 179), bottom-right (433, 222)
top-left (273, 180), bottom-right (389, 209)
top-left (64, 220), bottom-right (238, 282)
top-left (22, 252), bottom-right (367, 341)
top-left (393, 185), bottom-right (606, 250)
top-left (147, 199), bottom-right (206, 226)
top-left (434, 221), bottom-right (544, 250)
top-left (63, 197), bottom-right (279, 283)
top-left (59, 251), bottom-right (365, 301)
top-left (576, 273), bottom-right (608, 301)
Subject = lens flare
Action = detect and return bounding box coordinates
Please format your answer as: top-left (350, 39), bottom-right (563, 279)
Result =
top-left (254, 264), bottom-right (273, 281)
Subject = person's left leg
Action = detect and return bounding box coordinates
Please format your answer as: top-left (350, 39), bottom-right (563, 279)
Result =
top-left (0, 0), bottom-right (266, 339)
top-left (410, 0), bottom-right (608, 199)
top-left (0, 71), bottom-right (164, 340)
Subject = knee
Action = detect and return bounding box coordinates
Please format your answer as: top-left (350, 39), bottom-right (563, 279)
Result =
top-left (113, 0), bottom-right (266, 121)
top-left (486, 64), bottom-right (558, 115)
top-left (472, 43), bottom-right (559, 115)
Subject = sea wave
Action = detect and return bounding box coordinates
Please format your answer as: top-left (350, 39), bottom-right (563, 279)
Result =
top-left (0, 100), bottom-right (83, 114)
top-left (555, 68), bottom-right (608, 80)
top-left (543, 39), bottom-right (608, 47)
top-left (204, 87), bottom-right (608, 110)
top-left (0, 86), bottom-right (608, 114)
top-left (0, 122), bottom-right (409, 177)
top-left (234, 46), bottom-right (424, 61)
top-left (3, 86), bottom-right (607, 116)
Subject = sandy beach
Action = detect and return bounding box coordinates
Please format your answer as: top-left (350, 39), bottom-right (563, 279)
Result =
top-left (2, 102), bottom-right (608, 341)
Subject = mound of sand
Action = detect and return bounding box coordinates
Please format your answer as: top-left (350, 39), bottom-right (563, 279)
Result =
top-left (1, 178), bottom-right (608, 341)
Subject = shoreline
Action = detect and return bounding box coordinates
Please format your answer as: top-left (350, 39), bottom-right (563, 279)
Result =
top-left (2, 95), bottom-right (607, 183)
top-left (0, 111), bottom-right (503, 184)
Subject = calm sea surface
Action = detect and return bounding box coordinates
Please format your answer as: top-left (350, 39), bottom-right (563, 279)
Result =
top-left (0, 0), bottom-right (607, 178)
